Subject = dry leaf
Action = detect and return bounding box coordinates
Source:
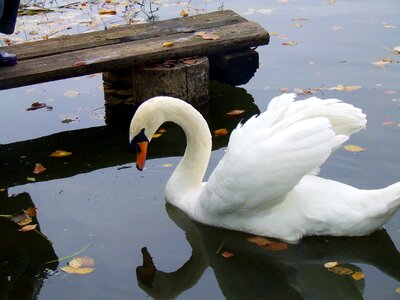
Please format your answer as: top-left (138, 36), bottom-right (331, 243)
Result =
top-left (24, 207), bottom-right (37, 217)
top-left (221, 251), bottom-right (234, 258)
top-left (19, 224), bottom-right (38, 232)
top-left (182, 58), bottom-right (197, 65)
top-left (327, 266), bottom-right (354, 275)
top-left (225, 109), bottom-right (245, 117)
top-left (13, 215), bottom-right (32, 226)
top-left (324, 261), bottom-right (339, 268)
top-left (26, 102), bottom-right (47, 111)
top-left (180, 9), bottom-right (189, 17)
top-left (49, 150), bottom-right (72, 157)
top-left (72, 61), bottom-right (87, 67)
top-left (157, 129), bottom-right (167, 133)
top-left (162, 41), bottom-right (175, 47)
top-left (396, 287), bottom-right (400, 294)
top-left (282, 41), bottom-right (297, 46)
top-left (214, 128), bottom-right (229, 137)
top-left (33, 163), bottom-right (46, 174)
top-left (152, 133), bottom-right (162, 138)
top-left (194, 31), bottom-right (220, 40)
top-left (328, 85), bottom-right (362, 92)
top-left (26, 177), bottom-right (36, 182)
top-left (69, 256), bottom-right (95, 269)
top-left (382, 121), bottom-right (396, 126)
top-left (60, 266), bottom-right (95, 274)
top-left (394, 46), bottom-right (400, 55)
top-left (351, 271), bottom-right (365, 280)
top-left (98, 9), bottom-right (116, 15)
top-left (247, 236), bottom-right (273, 246)
top-left (344, 144), bottom-right (366, 152)
top-left (262, 242), bottom-right (288, 251)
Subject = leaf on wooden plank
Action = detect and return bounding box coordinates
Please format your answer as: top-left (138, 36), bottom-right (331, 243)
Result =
top-left (327, 266), bottom-right (354, 275)
top-left (98, 9), bottom-right (116, 15)
top-left (33, 163), bottom-right (46, 174)
top-left (63, 90), bottom-right (80, 98)
top-left (282, 41), bottom-right (298, 46)
top-left (60, 266), bottom-right (95, 274)
top-left (324, 261), bottom-right (339, 268)
top-left (214, 128), bottom-right (229, 137)
top-left (344, 144), bottom-right (366, 152)
top-left (194, 31), bottom-right (220, 40)
top-left (24, 207), bottom-right (37, 217)
top-left (262, 242), bottom-right (288, 251)
top-left (72, 61), bottom-right (87, 67)
top-left (19, 224), bottom-right (38, 232)
top-left (162, 41), bottom-right (175, 47)
top-left (49, 150), bottom-right (72, 157)
top-left (351, 271), bottom-right (365, 280)
top-left (221, 251), bottom-right (234, 258)
top-left (247, 236), bottom-right (273, 246)
top-left (225, 109), bottom-right (245, 117)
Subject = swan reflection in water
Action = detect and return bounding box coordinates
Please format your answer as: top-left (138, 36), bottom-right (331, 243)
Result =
top-left (136, 204), bottom-right (400, 300)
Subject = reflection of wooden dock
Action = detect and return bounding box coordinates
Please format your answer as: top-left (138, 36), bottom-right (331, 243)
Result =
top-left (0, 10), bottom-right (269, 90)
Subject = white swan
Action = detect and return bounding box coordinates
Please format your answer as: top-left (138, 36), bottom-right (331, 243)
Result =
top-left (129, 94), bottom-right (400, 243)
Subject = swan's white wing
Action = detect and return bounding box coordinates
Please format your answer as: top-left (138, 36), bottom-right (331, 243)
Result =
top-left (200, 94), bottom-right (366, 216)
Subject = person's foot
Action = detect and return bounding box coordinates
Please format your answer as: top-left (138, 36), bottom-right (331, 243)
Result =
top-left (0, 51), bottom-right (17, 67)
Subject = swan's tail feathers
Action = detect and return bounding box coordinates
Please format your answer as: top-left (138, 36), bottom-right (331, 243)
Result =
top-left (383, 182), bottom-right (400, 212)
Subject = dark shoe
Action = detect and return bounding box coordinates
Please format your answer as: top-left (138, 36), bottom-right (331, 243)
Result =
top-left (0, 51), bottom-right (17, 67)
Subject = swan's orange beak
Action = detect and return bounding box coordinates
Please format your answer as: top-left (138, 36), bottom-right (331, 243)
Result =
top-left (136, 141), bottom-right (148, 171)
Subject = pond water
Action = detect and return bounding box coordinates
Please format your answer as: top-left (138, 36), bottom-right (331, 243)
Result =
top-left (1, 0), bottom-right (400, 299)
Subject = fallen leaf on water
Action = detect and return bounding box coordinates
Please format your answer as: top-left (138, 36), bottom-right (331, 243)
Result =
top-left (63, 90), bottom-right (80, 98)
top-left (49, 150), bottom-right (72, 157)
top-left (328, 85), bottom-right (362, 92)
top-left (327, 266), bottom-right (354, 275)
top-left (247, 236), bottom-right (273, 246)
top-left (194, 31), bottom-right (220, 40)
top-left (0, 188), bottom-right (5, 192)
top-left (26, 177), bottom-right (36, 182)
top-left (24, 207), bottom-right (37, 217)
top-left (61, 118), bottom-right (78, 124)
top-left (225, 109), bottom-right (245, 117)
top-left (157, 128), bottom-right (167, 133)
top-left (382, 121), bottom-right (396, 126)
top-left (214, 128), bottom-right (229, 137)
top-left (162, 41), bottom-right (175, 47)
top-left (98, 9), bottom-right (116, 15)
top-left (351, 271), bottom-right (365, 280)
top-left (344, 144), bottom-right (366, 152)
top-left (69, 256), bottom-right (95, 269)
top-left (324, 261), bottom-right (339, 268)
top-left (262, 242), bottom-right (288, 251)
top-left (26, 102), bottom-right (47, 111)
top-left (221, 251), bottom-right (234, 258)
top-left (394, 46), bottom-right (400, 55)
top-left (60, 266), bottom-right (95, 274)
top-left (396, 287), bottom-right (400, 294)
top-left (163, 163), bottom-right (173, 167)
top-left (12, 214), bottom-right (32, 226)
top-left (180, 9), bottom-right (189, 17)
top-left (152, 133), bottom-right (162, 138)
top-left (282, 41), bottom-right (298, 46)
top-left (33, 163), bottom-right (46, 174)
top-left (372, 58), bottom-right (399, 69)
top-left (19, 224), bottom-right (38, 232)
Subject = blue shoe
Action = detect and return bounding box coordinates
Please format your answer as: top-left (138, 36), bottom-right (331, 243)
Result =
top-left (0, 51), bottom-right (17, 67)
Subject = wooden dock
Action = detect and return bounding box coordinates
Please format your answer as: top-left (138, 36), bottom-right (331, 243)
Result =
top-left (0, 10), bottom-right (269, 90)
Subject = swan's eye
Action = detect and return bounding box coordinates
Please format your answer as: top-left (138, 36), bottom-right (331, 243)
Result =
top-left (129, 128), bottom-right (148, 153)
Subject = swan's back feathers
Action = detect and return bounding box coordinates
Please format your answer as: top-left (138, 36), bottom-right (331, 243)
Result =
top-left (200, 94), bottom-right (367, 216)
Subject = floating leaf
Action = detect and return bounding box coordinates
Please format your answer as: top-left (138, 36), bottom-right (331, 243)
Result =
top-left (49, 150), bottom-right (72, 157)
top-left (221, 251), bottom-right (234, 258)
top-left (61, 118), bottom-right (77, 124)
top-left (12, 214), bottom-right (32, 226)
top-left (19, 224), bottom-right (38, 232)
top-left (180, 9), bottom-right (189, 17)
top-left (63, 90), bottom-right (80, 98)
top-left (282, 41), bottom-right (298, 46)
top-left (69, 256), bottom-right (95, 269)
top-left (328, 85), bottom-right (362, 91)
top-left (214, 128), bottom-right (229, 137)
top-left (24, 207), bottom-right (37, 217)
top-left (394, 46), bottom-right (400, 55)
top-left (26, 102), bottom-right (47, 111)
top-left (60, 266), bottom-right (95, 274)
top-left (162, 41), bottom-right (175, 47)
top-left (344, 144), bottom-right (366, 152)
top-left (98, 9), bottom-right (116, 15)
top-left (225, 109), bottom-right (245, 117)
top-left (163, 163), bottom-right (173, 167)
top-left (262, 242), bottom-right (288, 251)
top-left (327, 266), bottom-right (354, 275)
top-left (396, 287), bottom-right (400, 294)
top-left (372, 58), bottom-right (399, 69)
top-left (247, 236), bottom-right (273, 246)
top-left (194, 31), bottom-right (220, 40)
top-left (152, 133), bottom-right (162, 138)
top-left (352, 271), bottom-right (365, 280)
top-left (324, 261), bottom-right (339, 268)
top-left (157, 128), bottom-right (167, 133)
top-left (33, 163), bottom-right (46, 174)
top-left (26, 177), bottom-right (36, 182)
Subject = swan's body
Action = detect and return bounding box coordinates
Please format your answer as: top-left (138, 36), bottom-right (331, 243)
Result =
top-left (129, 94), bottom-right (400, 243)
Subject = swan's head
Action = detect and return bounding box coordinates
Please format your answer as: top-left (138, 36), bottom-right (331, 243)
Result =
top-left (129, 97), bottom-right (171, 171)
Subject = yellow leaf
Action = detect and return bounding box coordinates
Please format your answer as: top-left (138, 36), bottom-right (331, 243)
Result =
top-left (157, 128), bottom-right (167, 133)
top-left (327, 266), bottom-right (354, 275)
top-left (24, 207), bottom-right (37, 217)
top-left (0, 188), bottom-right (5, 192)
top-left (180, 9), bottom-right (189, 17)
top-left (60, 266), bottom-right (95, 274)
top-left (282, 41), bottom-right (298, 46)
top-left (221, 251), bottom-right (234, 258)
top-left (351, 271), bottom-right (365, 280)
top-left (247, 236), bottom-right (273, 246)
top-left (17, 217), bottom-right (32, 226)
top-left (225, 109), bottom-right (245, 117)
top-left (26, 177), bottom-right (36, 182)
top-left (98, 9), bottom-right (116, 15)
top-left (69, 256), bottom-right (95, 269)
top-left (162, 41), bottom-right (175, 47)
top-left (33, 163), bottom-right (46, 174)
top-left (396, 287), bottom-right (400, 294)
top-left (328, 85), bottom-right (362, 91)
top-left (18, 224), bottom-right (38, 232)
top-left (324, 261), bottom-right (339, 268)
top-left (49, 150), bottom-right (72, 157)
top-left (152, 133), bottom-right (162, 138)
top-left (344, 144), bottom-right (366, 152)
top-left (214, 128), bottom-right (229, 137)
top-left (163, 163), bottom-right (173, 167)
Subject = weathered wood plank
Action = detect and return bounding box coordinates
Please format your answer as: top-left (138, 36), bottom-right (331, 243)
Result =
top-left (1, 10), bottom-right (247, 60)
top-left (0, 21), bottom-right (269, 90)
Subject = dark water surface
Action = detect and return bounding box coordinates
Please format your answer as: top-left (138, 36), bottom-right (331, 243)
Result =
top-left (1, 0), bottom-right (399, 299)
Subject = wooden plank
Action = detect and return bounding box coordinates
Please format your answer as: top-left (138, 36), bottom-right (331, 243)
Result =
top-left (1, 10), bottom-right (247, 60)
top-left (0, 21), bottom-right (269, 90)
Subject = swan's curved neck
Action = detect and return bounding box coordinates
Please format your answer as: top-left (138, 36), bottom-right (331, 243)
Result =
top-left (160, 100), bottom-right (212, 207)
